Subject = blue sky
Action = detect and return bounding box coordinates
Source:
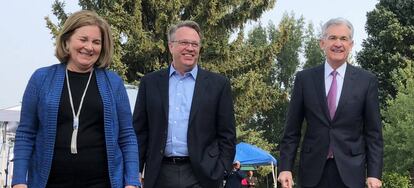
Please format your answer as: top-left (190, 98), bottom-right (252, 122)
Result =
top-left (0, 0), bottom-right (377, 108)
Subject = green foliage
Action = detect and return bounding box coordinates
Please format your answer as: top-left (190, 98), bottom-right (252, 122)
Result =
top-left (45, 0), bottom-right (66, 38)
top-left (236, 125), bottom-right (274, 153)
top-left (357, 0), bottom-right (414, 108)
top-left (243, 14), bottom-right (306, 153)
top-left (361, 0), bottom-right (414, 181)
top-left (46, 0), bottom-right (278, 79)
top-left (232, 71), bottom-right (279, 125)
top-left (382, 172), bottom-right (412, 188)
top-left (270, 13), bottom-right (305, 91)
top-left (45, 0), bottom-right (282, 154)
top-left (383, 62), bottom-right (414, 175)
top-left (44, 3), bottom-right (324, 178)
top-left (303, 23), bottom-right (324, 69)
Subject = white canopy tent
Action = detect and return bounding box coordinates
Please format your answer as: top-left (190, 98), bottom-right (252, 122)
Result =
top-left (0, 105), bottom-right (20, 186)
top-left (0, 105), bottom-right (21, 122)
top-left (235, 142), bottom-right (278, 188)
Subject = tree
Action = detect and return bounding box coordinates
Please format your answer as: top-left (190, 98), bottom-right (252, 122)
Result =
top-left (382, 61), bottom-right (414, 181)
top-left (240, 14), bottom-right (306, 156)
top-left (357, 0), bottom-right (414, 108)
top-left (263, 13), bottom-right (304, 145)
top-left (45, 0), bottom-right (283, 156)
top-left (382, 172), bottom-right (412, 188)
top-left (270, 12), bottom-right (305, 91)
top-left (354, 1), bottom-right (414, 183)
top-left (303, 22), bottom-right (324, 69)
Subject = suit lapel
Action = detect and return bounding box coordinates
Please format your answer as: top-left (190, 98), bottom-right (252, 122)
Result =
top-left (334, 64), bottom-right (357, 121)
top-left (313, 65), bottom-right (331, 122)
top-left (157, 69), bottom-right (170, 121)
top-left (188, 68), bottom-right (208, 126)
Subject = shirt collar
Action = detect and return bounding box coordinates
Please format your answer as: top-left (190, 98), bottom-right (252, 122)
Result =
top-left (169, 64), bottom-right (198, 79)
top-left (324, 61), bottom-right (347, 79)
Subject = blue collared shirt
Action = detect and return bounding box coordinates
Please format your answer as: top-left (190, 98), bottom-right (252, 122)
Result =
top-left (164, 65), bottom-right (198, 157)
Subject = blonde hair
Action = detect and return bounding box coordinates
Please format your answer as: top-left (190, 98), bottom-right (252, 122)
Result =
top-left (55, 10), bottom-right (113, 68)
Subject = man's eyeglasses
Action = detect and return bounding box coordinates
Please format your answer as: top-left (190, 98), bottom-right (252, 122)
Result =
top-left (171, 40), bottom-right (200, 48)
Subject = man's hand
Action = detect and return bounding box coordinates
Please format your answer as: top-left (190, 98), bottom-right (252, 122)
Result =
top-left (366, 177), bottom-right (382, 188)
top-left (278, 171), bottom-right (294, 188)
top-left (139, 173), bottom-right (144, 185)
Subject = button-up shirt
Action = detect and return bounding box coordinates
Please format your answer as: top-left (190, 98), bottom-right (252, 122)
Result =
top-left (324, 62), bottom-right (347, 107)
top-left (164, 65), bottom-right (198, 157)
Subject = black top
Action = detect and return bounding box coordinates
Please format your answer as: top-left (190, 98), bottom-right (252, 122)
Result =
top-left (47, 70), bottom-right (110, 187)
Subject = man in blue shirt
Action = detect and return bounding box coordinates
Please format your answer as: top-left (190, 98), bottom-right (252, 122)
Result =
top-left (133, 20), bottom-right (237, 188)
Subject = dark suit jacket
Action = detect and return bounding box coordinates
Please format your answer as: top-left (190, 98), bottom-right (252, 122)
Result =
top-left (224, 169), bottom-right (244, 188)
top-left (279, 64), bottom-right (383, 188)
top-left (133, 67), bottom-right (236, 188)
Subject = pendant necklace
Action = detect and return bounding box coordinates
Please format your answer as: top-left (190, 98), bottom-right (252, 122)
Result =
top-left (65, 67), bottom-right (94, 154)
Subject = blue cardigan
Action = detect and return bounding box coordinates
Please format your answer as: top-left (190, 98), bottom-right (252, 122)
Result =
top-left (12, 64), bottom-right (141, 188)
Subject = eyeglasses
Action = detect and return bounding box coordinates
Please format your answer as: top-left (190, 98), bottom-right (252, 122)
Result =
top-left (171, 40), bottom-right (200, 48)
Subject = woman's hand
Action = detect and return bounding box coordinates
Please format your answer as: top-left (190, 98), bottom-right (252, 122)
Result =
top-left (125, 186), bottom-right (140, 188)
top-left (13, 184), bottom-right (28, 188)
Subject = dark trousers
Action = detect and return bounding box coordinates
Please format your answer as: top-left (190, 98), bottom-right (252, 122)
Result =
top-left (154, 160), bottom-right (203, 188)
top-left (303, 159), bottom-right (348, 188)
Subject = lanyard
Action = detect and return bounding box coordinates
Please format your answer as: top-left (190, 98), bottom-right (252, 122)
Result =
top-left (65, 68), bottom-right (94, 154)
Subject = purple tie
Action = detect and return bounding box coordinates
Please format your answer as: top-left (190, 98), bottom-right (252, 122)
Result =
top-left (327, 71), bottom-right (338, 119)
top-left (327, 70), bottom-right (337, 158)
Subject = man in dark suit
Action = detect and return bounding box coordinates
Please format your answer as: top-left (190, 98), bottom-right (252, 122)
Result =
top-left (224, 161), bottom-right (244, 188)
top-left (133, 20), bottom-right (236, 188)
top-left (277, 18), bottom-right (383, 188)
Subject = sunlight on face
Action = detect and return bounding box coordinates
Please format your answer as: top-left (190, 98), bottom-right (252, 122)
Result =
top-left (320, 24), bottom-right (354, 67)
top-left (66, 25), bottom-right (102, 72)
top-left (168, 27), bottom-right (201, 75)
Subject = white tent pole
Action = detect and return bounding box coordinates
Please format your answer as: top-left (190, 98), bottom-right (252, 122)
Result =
top-left (271, 162), bottom-right (277, 188)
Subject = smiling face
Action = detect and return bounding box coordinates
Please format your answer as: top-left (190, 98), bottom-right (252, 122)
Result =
top-left (168, 26), bottom-right (201, 75)
top-left (320, 23), bottom-right (354, 69)
top-left (66, 25), bottom-right (102, 72)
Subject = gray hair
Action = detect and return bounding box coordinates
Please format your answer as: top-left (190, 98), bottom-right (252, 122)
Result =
top-left (167, 20), bottom-right (202, 42)
top-left (320, 17), bottom-right (354, 40)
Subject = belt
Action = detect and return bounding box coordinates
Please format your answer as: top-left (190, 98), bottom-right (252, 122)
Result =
top-left (162, 156), bottom-right (190, 164)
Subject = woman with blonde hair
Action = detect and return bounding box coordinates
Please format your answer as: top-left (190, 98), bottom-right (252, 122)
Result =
top-left (12, 10), bottom-right (141, 188)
